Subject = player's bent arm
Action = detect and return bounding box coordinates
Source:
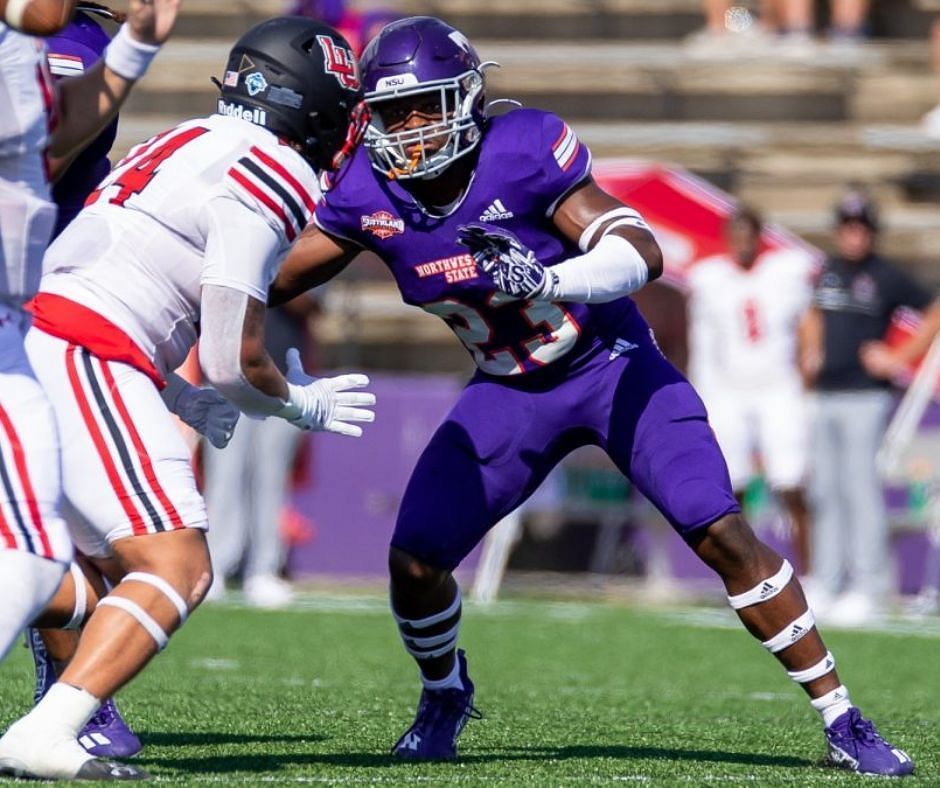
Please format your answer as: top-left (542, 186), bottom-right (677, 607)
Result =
top-left (1, 0), bottom-right (75, 35)
top-left (200, 287), bottom-right (375, 435)
top-left (268, 224), bottom-right (360, 307)
top-left (544, 178), bottom-right (664, 303)
top-left (199, 287), bottom-right (289, 415)
top-left (49, 0), bottom-right (180, 162)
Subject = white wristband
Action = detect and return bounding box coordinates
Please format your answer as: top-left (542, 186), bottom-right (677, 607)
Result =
top-left (104, 24), bottom-right (161, 81)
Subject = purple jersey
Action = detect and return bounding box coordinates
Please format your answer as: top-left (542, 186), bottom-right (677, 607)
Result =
top-left (46, 11), bottom-right (116, 237)
top-left (317, 108), bottom-right (738, 568)
top-left (315, 108), bottom-right (640, 375)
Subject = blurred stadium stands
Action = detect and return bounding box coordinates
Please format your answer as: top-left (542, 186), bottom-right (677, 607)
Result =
top-left (113, 0), bottom-right (940, 373)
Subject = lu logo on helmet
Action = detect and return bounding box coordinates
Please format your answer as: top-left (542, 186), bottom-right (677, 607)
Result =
top-left (317, 35), bottom-right (359, 90)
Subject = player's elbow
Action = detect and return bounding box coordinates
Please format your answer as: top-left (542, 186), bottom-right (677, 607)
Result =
top-left (642, 240), bottom-right (664, 283)
top-left (237, 334), bottom-right (269, 387)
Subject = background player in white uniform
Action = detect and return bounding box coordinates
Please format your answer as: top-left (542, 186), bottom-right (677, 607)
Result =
top-left (0, 16), bottom-right (374, 781)
top-left (688, 206), bottom-right (816, 574)
top-left (0, 0), bottom-right (181, 671)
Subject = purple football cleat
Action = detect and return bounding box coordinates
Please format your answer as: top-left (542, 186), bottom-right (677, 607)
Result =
top-left (392, 650), bottom-right (481, 761)
top-left (27, 629), bottom-right (142, 759)
top-left (824, 708), bottom-right (914, 777)
top-left (79, 698), bottom-right (143, 759)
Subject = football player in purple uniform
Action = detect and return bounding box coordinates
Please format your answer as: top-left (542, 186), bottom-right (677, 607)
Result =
top-left (271, 16), bottom-right (913, 776)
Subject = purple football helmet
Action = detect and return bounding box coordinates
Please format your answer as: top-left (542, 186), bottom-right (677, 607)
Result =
top-left (359, 16), bottom-right (489, 180)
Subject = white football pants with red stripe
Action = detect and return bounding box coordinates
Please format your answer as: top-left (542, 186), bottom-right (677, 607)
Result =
top-left (0, 307), bottom-right (71, 660)
top-left (25, 328), bottom-right (208, 558)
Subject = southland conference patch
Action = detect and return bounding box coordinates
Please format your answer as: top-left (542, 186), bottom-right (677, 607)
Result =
top-left (361, 210), bottom-right (404, 240)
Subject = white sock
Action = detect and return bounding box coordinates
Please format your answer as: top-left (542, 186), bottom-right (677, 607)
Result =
top-left (421, 655), bottom-right (463, 692)
top-left (810, 684), bottom-right (853, 728)
top-left (26, 682), bottom-right (101, 736)
top-left (0, 551), bottom-right (65, 661)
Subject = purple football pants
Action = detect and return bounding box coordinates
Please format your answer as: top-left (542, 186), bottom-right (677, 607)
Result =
top-left (392, 306), bottom-right (740, 570)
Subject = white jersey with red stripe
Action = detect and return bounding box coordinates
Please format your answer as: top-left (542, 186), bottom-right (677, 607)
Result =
top-left (0, 24), bottom-right (58, 308)
top-left (39, 113), bottom-right (320, 378)
top-left (688, 248), bottom-right (815, 490)
top-left (688, 247), bottom-right (815, 392)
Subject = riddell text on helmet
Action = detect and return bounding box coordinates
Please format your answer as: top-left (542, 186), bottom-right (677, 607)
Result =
top-left (217, 100), bottom-right (267, 126)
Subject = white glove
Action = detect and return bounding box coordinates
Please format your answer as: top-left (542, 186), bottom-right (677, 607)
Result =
top-left (276, 348), bottom-right (376, 437)
top-left (162, 374), bottom-right (240, 449)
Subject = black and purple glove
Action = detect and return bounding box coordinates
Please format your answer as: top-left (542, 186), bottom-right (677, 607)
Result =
top-left (457, 223), bottom-right (553, 299)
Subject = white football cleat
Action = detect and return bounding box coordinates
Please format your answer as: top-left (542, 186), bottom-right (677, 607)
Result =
top-left (244, 573), bottom-right (294, 609)
top-left (825, 591), bottom-right (881, 629)
top-left (0, 717), bottom-right (148, 781)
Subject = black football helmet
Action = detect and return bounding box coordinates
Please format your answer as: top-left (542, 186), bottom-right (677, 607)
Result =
top-left (217, 16), bottom-right (365, 170)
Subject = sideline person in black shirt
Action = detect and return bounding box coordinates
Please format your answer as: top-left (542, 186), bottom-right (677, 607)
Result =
top-left (801, 190), bottom-right (940, 627)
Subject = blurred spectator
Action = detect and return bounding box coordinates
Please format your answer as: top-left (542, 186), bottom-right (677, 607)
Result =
top-left (685, 1), bottom-right (769, 55)
top-left (687, 0), bottom-right (868, 55)
top-left (825, 0), bottom-right (869, 40)
top-left (205, 295), bottom-right (320, 608)
top-left (921, 2), bottom-right (940, 137)
top-left (288, 0), bottom-right (399, 54)
top-left (802, 189), bottom-right (940, 626)
top-left (688, 206), bottom-right (816, 574)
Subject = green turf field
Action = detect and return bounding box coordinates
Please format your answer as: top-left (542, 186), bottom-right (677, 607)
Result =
top-left (1, 595), bottom-right (937, 785)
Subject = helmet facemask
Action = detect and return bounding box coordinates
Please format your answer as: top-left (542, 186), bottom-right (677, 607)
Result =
top-left (364, 69), bottom-right (484, 180)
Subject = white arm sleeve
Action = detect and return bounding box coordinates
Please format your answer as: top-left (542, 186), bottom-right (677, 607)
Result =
top-left (541, 234), bottom-right (649, 304)
top-left (198, 285), bottom-right (286, 418)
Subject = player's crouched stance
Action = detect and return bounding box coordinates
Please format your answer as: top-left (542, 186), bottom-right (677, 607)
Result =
top-left (270, 17), bottom-right (914, 777)
top-left (0, 17), bottom-right (374, 781)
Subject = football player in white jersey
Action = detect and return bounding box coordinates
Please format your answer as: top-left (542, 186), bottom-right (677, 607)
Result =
top-left (688, 206), bottom-right (816, 574)
top-left (0, 16), bottom-right (374, 781)
top-left (0, 0), bottom-right (180, 669)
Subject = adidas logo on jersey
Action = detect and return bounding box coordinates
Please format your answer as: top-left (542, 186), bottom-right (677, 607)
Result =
top-left (480, 199), bottom-right (513, 221)
top-left (217, 100), bottom-right (267, 127)
top-left (609, 338), bottom-right (638, 361)
top-left (759, 582), bottom-right (777, 599)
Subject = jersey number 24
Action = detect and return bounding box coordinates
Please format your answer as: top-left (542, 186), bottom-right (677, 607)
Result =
top-left (86, 126), bottom-right (209, 208)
